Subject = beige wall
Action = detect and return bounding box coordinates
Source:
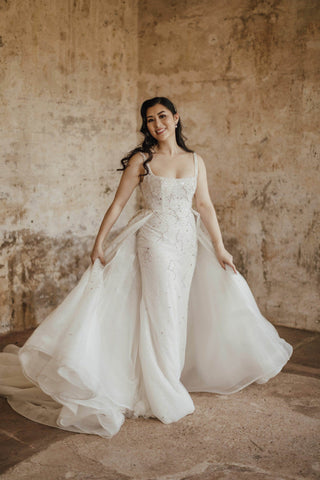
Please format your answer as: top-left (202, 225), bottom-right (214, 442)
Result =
top-left (1, 0), bottom-right (319, 334)
top-left (138, 0), bottom-right (320, 332)
top-left (0, 0), bottom-right (139, 333)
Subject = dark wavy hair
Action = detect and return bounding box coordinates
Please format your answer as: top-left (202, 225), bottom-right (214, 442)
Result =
top-left (117, 97), bottom-right (193, 179)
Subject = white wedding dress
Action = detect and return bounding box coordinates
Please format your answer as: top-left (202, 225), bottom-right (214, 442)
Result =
top-left (0, 152), bottom-right (293, 438)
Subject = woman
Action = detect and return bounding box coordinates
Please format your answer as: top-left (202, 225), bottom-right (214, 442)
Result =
top-left (90, 97), bottom-right (236, 275)
top-left (0, 97), bottom-right (293, 438)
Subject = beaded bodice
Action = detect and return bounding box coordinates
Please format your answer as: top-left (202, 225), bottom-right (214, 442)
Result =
top-left (139, 152), bottom-right (198, 216)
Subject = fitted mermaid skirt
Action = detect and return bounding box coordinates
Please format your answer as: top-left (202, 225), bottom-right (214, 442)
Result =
top-left (0, 153), bottom-right (293, 438)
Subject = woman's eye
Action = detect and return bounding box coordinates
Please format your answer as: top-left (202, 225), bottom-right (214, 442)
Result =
top-left (147, 118), bottom-right (153, 123)
top-left (159, 114), bottom-right (166, 119)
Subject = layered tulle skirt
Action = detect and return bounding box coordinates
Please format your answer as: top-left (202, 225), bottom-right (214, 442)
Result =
top-left (0, 208), bottom-right (293, 438)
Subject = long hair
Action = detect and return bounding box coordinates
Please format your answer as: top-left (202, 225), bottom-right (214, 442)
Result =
top-left (117, 97), bottom-right (193, 179)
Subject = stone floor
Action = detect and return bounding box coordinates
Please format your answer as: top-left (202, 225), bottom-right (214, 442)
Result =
top-left (0, 326), bottom-right (319, 480)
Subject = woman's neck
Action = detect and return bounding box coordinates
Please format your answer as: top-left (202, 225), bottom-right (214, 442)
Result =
top-left (154, 137), bottom-right (182, 157)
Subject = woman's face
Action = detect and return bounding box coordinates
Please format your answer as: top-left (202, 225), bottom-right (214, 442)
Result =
top-left (146, 104), bottom-right (179, 142)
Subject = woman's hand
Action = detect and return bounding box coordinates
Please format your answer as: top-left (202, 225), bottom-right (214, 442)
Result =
top-left (90, 243), bottom-right (106, 266)
top-left (214, 244), bottom-right (237, 274)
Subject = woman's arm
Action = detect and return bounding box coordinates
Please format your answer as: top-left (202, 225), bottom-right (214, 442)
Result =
top-left (90, 153), bottom-right (145, 265)
top-left (194, 155), bottom-right (237, 273)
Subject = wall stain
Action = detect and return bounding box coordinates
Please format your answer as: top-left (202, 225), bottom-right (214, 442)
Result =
top-left (1, 230), bottom-right (94, 333)
top-left (0, 0), bottom-right (10, 12)
top-left (251, 180), bottom-right (272, 210)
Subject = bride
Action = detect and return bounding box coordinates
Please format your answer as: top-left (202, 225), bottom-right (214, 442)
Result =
top-left (0, 97), bottom-right (293, 438)
top-left (90, 98), bottom-right (236, 274)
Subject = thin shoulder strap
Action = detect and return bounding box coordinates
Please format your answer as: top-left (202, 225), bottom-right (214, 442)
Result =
top-left (139, 151), bottom-right (146, 161)
top-left (193, 152), bottom-right (198, 179)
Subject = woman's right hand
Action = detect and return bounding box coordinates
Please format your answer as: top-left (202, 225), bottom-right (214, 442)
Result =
top-left (90, 243), bottom-right (106, 266)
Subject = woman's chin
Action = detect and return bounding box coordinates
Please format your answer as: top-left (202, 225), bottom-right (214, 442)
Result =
top-left (156, 132), bottom-right (175, 142)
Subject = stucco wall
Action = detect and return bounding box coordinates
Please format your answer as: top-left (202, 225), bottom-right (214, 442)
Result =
top-left (0, 0), bottom-right (139, 333)
top-left (138, 0), bottom-right (320, 331)
top-left (1, 0), bottom-right (319, 334)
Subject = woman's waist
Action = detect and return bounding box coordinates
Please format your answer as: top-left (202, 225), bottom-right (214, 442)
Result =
top-left (138, 210), bottom-right (196, 235)
top-left (143, 204), bottom-right (194, 217)
top-left (137, 216), bottom-right (197, 247)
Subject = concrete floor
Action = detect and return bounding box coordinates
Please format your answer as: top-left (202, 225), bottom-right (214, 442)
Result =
top-left (0, 326), bottom-right (319, 480)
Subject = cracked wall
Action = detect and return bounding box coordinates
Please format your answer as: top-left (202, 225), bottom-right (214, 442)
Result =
top-left (138, 0), bottom-right (320, 331)
top-left (1, 0), bottom-right (319, 334)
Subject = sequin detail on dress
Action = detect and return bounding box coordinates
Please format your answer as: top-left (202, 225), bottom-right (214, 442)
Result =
top-left (135, 153), bottom-right (199, 422)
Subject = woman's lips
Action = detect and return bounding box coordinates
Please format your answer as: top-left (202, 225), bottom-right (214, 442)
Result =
top-left (156, 128), bottom-right (166, 135)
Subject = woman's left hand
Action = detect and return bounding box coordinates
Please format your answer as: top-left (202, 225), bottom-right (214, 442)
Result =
top-left (214, 244), bottom-right (237, 274)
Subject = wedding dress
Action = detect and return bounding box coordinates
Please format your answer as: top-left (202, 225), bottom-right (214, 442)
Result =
top-left (0, 152), bottom-right (293, 438)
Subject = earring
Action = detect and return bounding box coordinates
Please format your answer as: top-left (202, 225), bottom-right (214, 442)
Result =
top-left (175, 124), bottom-right (178, 128)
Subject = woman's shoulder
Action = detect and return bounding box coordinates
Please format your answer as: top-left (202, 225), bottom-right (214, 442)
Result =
top-left (193, 152), bottom-right (207, 176)
top-left (128, 151), bottom-right (146, 165)
top-left (193, 151), bottom-right (205, 164)
top-left (127, 151), bottom-right (147, 176)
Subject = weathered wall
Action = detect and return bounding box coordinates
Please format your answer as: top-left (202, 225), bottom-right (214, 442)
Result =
top-left (138, 0), bottom-right (320, 331)
top-left (0, 0), bottom-right (139, 333)
top-left (1, 0), bottom-right (319, 334)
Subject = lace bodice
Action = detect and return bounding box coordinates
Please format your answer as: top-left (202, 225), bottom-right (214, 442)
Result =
top-left (139, 152), bottom-right (198, 216)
